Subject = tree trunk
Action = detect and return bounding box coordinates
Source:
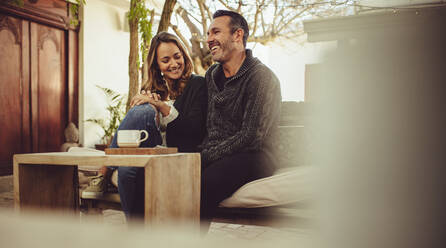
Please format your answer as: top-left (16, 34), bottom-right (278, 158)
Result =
top-left (157, 0), bottom-right (176, 34)
top-left (127, 0), bottom-right (140, 112)
top-left (141, 10), bottom-right (155, 87)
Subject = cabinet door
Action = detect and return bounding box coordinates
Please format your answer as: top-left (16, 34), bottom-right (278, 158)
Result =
top-left (30, 22), bottom-right (67, 153)
top-left (0, 15), bottom-right (31, 175)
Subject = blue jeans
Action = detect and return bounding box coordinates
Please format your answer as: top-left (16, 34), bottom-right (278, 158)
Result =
top-left (108, 104), bottom-right (162, 220)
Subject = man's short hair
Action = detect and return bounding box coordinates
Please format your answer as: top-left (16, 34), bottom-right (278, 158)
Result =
top-left (213, 10), bottom-right (249, 47)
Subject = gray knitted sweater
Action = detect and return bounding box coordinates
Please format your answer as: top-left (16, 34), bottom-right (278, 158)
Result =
top-left (200, 49), bottom-right (282, 167)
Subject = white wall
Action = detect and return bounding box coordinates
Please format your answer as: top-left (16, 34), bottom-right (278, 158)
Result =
top-left (249, 39), bottom-right (337, 102)
top-left (80, 0), bottom-right (130, 148)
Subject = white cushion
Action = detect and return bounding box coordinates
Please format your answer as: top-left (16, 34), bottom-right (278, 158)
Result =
top-left (219, 166), bottom-right (314, 208)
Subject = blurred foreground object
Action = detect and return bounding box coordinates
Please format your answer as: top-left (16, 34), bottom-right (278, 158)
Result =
top-left (304, 6), bottom-right (445, 248)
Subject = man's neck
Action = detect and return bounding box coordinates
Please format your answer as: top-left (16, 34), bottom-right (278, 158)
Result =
top-left (222, 49), bottom-right (246, 78)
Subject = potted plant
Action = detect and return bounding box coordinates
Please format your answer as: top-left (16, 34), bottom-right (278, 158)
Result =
top-left (86, 85), bottom-right (127, 150)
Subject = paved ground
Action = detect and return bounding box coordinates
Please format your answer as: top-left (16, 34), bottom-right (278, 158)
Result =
top-left (0, 175), bottom-right (309, 242)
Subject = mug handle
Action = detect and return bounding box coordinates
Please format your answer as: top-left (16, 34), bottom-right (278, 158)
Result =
top-left (139, 130), bottom-right (149, 143)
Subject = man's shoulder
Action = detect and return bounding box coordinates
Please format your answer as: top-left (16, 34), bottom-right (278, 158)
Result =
top-left (248, 61), bottom-right (280, 84)
top-left (188, 74), bottom-right (206, 87)
top-left (205, 63), bottom-right (220, 79)
top-left (208, 63), bottom-right (220, 72)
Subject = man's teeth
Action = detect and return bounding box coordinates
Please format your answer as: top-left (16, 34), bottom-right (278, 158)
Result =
top-left (212, 46), bottom-right (218, 51)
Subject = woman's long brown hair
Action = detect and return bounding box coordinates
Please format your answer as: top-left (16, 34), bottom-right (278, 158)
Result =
top-left (141, 32), bottom-right (193, 100)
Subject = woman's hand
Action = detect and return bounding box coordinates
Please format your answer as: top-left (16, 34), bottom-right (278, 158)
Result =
top-left (130, 90), bottom-right (161, 108)
top-left (130, 90), bottom-right (171, 117)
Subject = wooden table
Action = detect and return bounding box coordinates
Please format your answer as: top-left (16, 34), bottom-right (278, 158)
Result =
top-left (13, 152), bottom-right (201, 226)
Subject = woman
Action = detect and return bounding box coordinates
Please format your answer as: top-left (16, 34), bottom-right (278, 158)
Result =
top-left (82, 32), bottom-right (207, 220)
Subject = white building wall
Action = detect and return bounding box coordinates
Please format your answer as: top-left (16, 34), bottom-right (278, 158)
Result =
top-left (79, 0), bottom-right (130, 148)
top-left (249, 39), bottom-right (337, 102)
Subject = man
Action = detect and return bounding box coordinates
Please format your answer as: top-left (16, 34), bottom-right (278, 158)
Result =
top-left (200, 10), bottom-right (282, 231)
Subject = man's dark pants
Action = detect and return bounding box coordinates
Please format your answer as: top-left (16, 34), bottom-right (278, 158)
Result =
top-left (200, 151), bottom-right (275, 232)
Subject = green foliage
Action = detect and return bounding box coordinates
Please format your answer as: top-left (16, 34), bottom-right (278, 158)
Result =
top-left (86, 85), bottom-right (127, 144)
top-left (139, 9), bottom-right (153, 63)
top-left (11, 0), bottom-right (24, 7)
top-left (9, 0), bottom-right (84, 26)
top-left (69, 0), bottom-right (86, 26)
top-left (128, 0), bottom-right (153, 68)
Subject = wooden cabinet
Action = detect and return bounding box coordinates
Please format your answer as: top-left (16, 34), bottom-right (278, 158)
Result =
top-left (0, 0), bottom-right (78, 175)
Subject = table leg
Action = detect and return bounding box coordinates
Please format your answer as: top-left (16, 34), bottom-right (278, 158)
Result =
top-left (13, 159), bottom-right (79, 213)
top-left (144, 153), bottom-right (200, 227)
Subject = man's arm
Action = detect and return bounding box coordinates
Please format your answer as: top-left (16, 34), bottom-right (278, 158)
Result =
top-left (201, 67), bottom-right (281, 165)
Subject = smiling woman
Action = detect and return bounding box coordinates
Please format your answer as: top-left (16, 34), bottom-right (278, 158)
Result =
top-left (156, 42), bottom-right (185, 83)
top-left (142, 32), bottom-right (194, 101)
top-left (82, 32), bottom-right (208, 221)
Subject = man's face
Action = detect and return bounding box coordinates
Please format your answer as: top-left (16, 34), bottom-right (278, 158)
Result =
top-left (207, 16), bottom-right (237, 63)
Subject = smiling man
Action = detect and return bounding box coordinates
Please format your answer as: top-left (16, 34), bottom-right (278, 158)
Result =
top-left (199, 10), bottom-right (282, 232)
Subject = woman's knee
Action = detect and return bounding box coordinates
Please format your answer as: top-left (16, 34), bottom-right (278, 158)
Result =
top-left (118, 104), bottom-right (157, 130)
top-left (127, 104), bottom-right (156, 120)
top-left (117, 167), bottom-right (142, 183)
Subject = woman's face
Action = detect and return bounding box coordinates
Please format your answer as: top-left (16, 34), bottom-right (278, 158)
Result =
top-left (156, 42), bottom-right (185, 81)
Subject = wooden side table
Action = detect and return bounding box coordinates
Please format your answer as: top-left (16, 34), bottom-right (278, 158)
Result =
top-left (13, 152), bottom-right (200, 226)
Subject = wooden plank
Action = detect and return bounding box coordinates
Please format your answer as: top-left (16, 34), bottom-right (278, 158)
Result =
top-left (13, 156), bottom-right (21, 210)
top-left (21, 19), bottom-right (31, 155)
top-left (13, 152), bottom-right (192, 167)
top-left (0, 14), bottom-right (25, 175)
top-left (24, 0), bottom-right (68, 18)
top-left (105, 147), bottom-right (178, 155)
top-left (15, 163), bottom-right (78, 213)
top-left (67, 29), bottom-right (78, 125)
top-left (144, 153), bottom-right (200, 227)
top-left (30, 21), bottom-right (38, 153)
top-left (0, 0), bottom-right (71, 30)
top-left (35, 23), bottom-right (67, 152)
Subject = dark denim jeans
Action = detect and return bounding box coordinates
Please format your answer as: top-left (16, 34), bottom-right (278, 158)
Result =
top-left (108, 104), bottom-right (162, 220)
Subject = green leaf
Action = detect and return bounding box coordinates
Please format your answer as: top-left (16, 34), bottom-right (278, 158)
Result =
top-left (86, 85), bottom-right (127, 142)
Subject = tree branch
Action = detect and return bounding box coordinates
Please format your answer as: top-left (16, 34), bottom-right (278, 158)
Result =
top-left (202, 2), bottom-right (213, 20)
top-left (251, 0), bottom-right (263, 37)
top-left (171, 24), bottom-right (193, 56)
top-left (237, 0), bottom-right (243, 13)
top-left (276, 7), bottom-right (310, 34)
top-left (176, 6), bottom-right (204, 58)
top-left (157, 0), bottom-right (177, 34)
top-left (217, 0), bottom-right (237, 12)
top-left (196, 0), bottom-right (208, 37)
top-left (260, 9), bottom-right (266, 35)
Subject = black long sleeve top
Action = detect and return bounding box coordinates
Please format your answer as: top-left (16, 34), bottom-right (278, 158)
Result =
top-left (166, 74), bottom-right (208, 152)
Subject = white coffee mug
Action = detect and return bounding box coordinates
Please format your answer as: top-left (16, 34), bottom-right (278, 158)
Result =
top-left (117, 130), bottom-right (149, 148)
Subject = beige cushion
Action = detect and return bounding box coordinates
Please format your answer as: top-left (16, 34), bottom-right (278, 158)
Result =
top-left (111, 166), bottom-right (313, 208)
top-left (71, 145), bottom-right (314, 209)
top-left (219, 166), bottom-right (314, 208)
